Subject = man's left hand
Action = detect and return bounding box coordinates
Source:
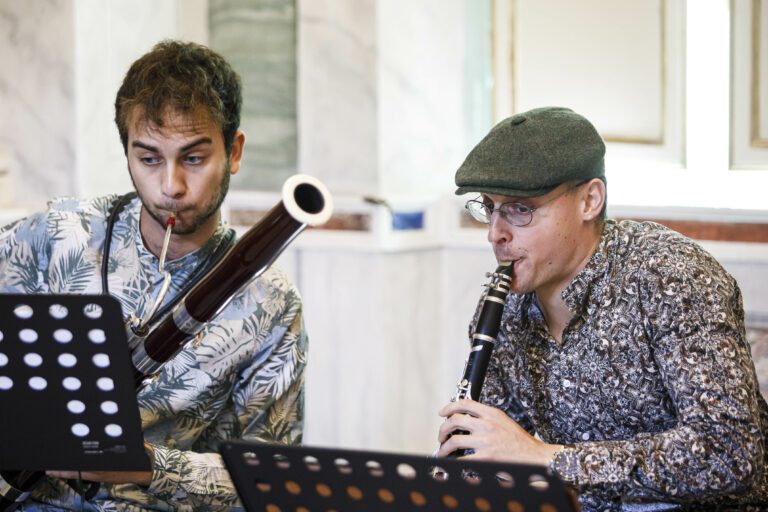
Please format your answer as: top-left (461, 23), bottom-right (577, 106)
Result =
top-left (437, 399), bottom-right (561, 465)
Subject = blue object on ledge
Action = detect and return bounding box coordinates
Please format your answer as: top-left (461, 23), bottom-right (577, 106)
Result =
top-left (391, 211), bottom-right (424, 230)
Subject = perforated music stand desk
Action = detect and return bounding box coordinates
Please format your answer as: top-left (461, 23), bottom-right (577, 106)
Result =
top-left (0, 294), bottom-right (149, 471)
top-left (221, 440), bottom-right (578, 512)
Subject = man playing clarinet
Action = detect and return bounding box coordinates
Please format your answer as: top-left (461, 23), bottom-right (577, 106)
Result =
top-left (0, 40), bottom-right (307, 510)
top-left (437, 106), bottom-right (768, 510)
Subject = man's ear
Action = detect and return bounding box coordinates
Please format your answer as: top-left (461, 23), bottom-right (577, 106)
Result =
top-left (228, 130), bottom-right (246, 176)
top-left (581, 178), bottom-right (606, 221)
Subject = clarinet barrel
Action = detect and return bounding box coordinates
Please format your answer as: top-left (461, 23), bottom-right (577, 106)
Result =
top-left (449, 261), bottom-right (513, 456)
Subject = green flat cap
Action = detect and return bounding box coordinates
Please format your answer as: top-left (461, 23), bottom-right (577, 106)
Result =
top-left (455, 106), bottom-right (605, 197)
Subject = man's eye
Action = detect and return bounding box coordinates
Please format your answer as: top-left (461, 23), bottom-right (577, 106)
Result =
top-left (509, 204), bottom-right (532, 215)
top-left (185, 155), bottom-right (203, 164)
top-left (140, 157), bottom-right (160, 165)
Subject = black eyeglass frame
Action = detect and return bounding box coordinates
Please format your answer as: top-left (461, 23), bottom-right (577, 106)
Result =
top-left (464, 179), bottom-right (592, 227)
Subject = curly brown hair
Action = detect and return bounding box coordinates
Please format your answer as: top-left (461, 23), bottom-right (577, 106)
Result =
top-left (114, 40), bottom-right (242, 155)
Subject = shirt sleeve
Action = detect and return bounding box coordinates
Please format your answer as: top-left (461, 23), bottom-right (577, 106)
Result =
top-left (0, 211), bottom-right (53, 293)
top-left (140, 279), bottom-right (307, 510)
top-left (550, 244), bottom-right (766, 504)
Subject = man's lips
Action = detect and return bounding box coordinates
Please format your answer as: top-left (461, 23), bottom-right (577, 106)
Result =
top-left (157, 206), bottom-right (191, 218)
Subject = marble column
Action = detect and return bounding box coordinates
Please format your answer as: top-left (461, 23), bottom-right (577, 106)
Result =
top-left (0, 0), bottom-right (75, 209)
top-left (209, 0), bottom-right (298, 192)
top-left (297, 0), bottom-right (467, 202)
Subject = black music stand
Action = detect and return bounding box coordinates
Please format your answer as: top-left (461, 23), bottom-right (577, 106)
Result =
top-left (0, 294), bottom-right (149, 471)
top-left (220, 440), bottom-right (578, 512)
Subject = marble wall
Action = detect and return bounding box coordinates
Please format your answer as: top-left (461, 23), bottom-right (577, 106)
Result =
top-left (297, 0), bottom-right (379, 196)
top-left (0, 0), bottom-right (211, 207)
top-left (297, 0), bottom-right (468, 204)
top-left (376, 0), bottom-right (466, 200)
top-left (0, 0), bottom-right (75, 209)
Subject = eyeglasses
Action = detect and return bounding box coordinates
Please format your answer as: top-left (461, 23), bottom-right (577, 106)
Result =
top-left (464, 180), bottom-right (588, 227)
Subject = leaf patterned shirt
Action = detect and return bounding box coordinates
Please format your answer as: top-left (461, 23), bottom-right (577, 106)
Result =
top-left (0, 195), bottom-right (307, 511)
top-left (480, 219), bottom-right (768, 511)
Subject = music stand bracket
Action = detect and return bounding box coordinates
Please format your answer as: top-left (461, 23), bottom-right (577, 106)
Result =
top-left (221, 440), bottom-right (577, 512)
top-left (0, 294), bottom-right (149, 471)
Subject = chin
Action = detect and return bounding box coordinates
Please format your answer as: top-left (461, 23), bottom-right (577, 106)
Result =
top-left (509, 285), bottom-right (527, 296)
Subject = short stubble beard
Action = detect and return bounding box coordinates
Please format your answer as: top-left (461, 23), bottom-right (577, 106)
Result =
top-left (129, 160), bottom-right (231, 236)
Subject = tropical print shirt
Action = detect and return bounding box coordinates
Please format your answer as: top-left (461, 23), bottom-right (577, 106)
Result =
top-left (0, 195), bottom-right (307, 511)
top-left (479, 219), bottom-right (768, 512)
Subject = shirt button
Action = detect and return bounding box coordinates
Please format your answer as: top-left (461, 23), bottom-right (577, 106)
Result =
top-left (581, 432), bottom-right (590, 441)
top-left (563, 379), bottom-right (571, 388)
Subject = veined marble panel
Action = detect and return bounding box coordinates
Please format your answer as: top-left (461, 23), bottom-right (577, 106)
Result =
top-left (297, 0), bottom-right (378, 196)
top-left (210, 0), bottom-right (298, 192)
top-left (377, 0), bottom-right (466, 200)
top-left (0, 0), bottom-right (75, 209)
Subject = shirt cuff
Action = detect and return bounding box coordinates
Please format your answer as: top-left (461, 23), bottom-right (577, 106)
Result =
top-left (549, 442), bottom-right (636, 489)
top-left (144, 443), bottom-right (186, 502)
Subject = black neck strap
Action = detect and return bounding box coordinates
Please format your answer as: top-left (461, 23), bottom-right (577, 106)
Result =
top-left (101, 192), bottom-right (137, 295)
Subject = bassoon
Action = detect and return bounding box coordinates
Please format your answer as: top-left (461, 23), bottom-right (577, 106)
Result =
top-left (0, 174), bottom-right (333, 510)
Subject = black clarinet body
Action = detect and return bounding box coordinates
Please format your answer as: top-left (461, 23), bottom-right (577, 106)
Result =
top-left (450, 261), bottom-right (513, 456)
top-left (0, 175), bottom-right (333, 511)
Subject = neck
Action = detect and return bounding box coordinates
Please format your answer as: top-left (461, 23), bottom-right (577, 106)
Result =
top-left (535, 293), bottom-right (571, 345)
top-left (139, 208), bottom-right (220, 261)
top-left (536, 224), bottom-right (603, 344)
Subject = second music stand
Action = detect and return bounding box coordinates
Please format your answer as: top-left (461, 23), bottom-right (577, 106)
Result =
top-left (221, 440), bottom-right (578, 511)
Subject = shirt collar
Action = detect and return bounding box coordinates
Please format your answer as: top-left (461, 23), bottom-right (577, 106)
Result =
top-left (561, 219), bottom-right (617, 314)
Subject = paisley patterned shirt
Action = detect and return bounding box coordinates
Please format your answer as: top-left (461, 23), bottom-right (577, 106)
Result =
top-left (0, 195), bottom-right (307, 511)
top-left (480, 219), bottom-right (768, 511)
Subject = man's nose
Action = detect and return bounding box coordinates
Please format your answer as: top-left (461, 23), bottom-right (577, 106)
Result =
top-left (487, 211), bottom-right (510, 245)
top-left (161, 162), bottom-right (186, 198)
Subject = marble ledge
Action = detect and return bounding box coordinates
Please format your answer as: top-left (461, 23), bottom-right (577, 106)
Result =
top-left (225, 189), bottom-right (444, 253)
top-left (229, 212), bottom-right (444, 254)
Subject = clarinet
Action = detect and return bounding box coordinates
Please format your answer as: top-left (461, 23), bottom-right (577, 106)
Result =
top-left (0, 174), bottom-right (333, 511)
top-left (449, 261), bottom-right (513, 456)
